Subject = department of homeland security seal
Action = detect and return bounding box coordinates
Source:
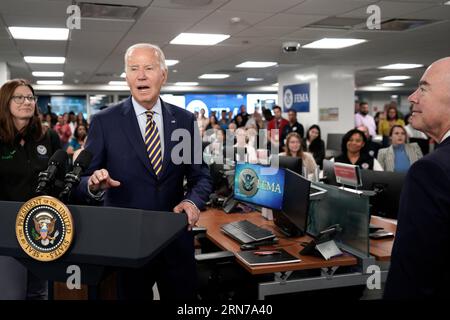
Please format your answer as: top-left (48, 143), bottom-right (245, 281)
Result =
top-left (15, 196), bottom-right (74, 262)
top-left (238, 168), bottom-right (259, 197)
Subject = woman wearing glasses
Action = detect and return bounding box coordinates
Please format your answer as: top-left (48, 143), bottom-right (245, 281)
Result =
top-left (0, 79), bottom-right (61, 299)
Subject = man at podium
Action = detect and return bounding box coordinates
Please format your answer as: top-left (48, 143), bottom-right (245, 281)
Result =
top-left (76, 43), bottom-right (212, 300)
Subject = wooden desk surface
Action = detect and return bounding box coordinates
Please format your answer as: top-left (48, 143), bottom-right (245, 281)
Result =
top-left (369, 216), bottom-right (397, 262)
top-left (198, 208), bottom-right (358, 275)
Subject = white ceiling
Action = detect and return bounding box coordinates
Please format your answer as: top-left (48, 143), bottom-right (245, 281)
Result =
top-left (0, 0), bottom-right (449, 92)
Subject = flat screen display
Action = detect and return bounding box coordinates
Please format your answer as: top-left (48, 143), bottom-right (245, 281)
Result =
top-left (234, 163), bottom-right (285, 210)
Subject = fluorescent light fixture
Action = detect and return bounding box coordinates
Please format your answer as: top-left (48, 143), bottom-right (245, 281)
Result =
top-left (272, 83), bottom-right (279, 86)
top-left (247, 78), bottom-right (263, 81)
top-left (357, 86), bottom-right (393, 91)
top-left (165, 59), bottom-right (179, 66)
top-left (379, 63), bottom-right (423, 70)
top-left (36, 80), bottom-right (63, 85)
top-left (378, 75), bottom-right (411, 81)
top-left (236, 61), bottom-right (277, 68)
top-left (175, 82), bottom-right (199, 86)
top-left (170, 33), bottom-right (230, 45)
top-left (24, 56), bottom-right (65, 64)
top-left (198, 74), bottom-right (229, 79)
top-left (108, 81), bottom-right (128, 86)
top-left (445, 1), bottom-right (450, 5)
top-left (9, 27), bottom-right (69, 40)
top-left (303, 38), bottom-right (367, 49)
top-left (378, 82), bottom-right (404, 87)
top-left (32, 71), bottom-right (64, 77)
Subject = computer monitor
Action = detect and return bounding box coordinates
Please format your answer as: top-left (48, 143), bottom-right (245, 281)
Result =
top-left (274, 155), bottom-right (303, 175)
top-left (326, 133), bottom-right (345, 152)
top-left (233, 163), bottom-right (285, 210)
top-left (360, 170), bottom-right (406, 219)
top-left (273, 169), bottom-right (311, 237)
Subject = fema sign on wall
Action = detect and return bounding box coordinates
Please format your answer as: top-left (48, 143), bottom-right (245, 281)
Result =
top-left (283, 83), bottom-right (310, 112)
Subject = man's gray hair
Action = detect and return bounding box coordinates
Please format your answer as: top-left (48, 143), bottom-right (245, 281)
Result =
top-left (124, 43), bottom-right (167, 72)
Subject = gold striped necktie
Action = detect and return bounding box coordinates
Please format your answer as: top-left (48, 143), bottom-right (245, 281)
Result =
top-left (144, 110), bottom-right (162, 177)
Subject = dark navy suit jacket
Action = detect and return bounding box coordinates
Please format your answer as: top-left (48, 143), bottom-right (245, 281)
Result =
top-left (384, 136), bottom-right (450, 299)
top-left (77, 97), bottom-right (212, 212)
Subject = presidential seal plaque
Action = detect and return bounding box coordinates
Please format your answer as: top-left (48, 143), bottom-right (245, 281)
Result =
top-left (15, 196), bottom-right (74, 262)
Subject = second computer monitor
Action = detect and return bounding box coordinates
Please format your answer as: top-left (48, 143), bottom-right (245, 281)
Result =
top-left (273, 169), bottom-right (311, 237)
top-left (275, 155), bottom-right (303, 175)
top-left (360, 170), bottom-right (406, 219)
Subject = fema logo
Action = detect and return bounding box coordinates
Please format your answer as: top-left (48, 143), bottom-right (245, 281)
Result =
top-left (238, 168), bottom-right (259, 197)
top-left (36, 145), bottom-right (47, 156)
top-left (16, 196), bottom-right (74, 262)
top-left (284, 88), bottom-right (293, 109)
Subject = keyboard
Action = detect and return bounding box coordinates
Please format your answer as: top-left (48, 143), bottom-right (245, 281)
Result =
top-left (221, 220), bottom-right (276, 244)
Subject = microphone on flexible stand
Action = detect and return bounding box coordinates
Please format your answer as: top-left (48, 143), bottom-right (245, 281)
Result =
top-left (35, 150), bottom-right (69, 196)
top-left (59, 150), bottom-right (93, 201)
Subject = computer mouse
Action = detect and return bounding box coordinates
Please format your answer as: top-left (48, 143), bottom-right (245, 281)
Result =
top-left (240, 244), bottom-right (258, 251)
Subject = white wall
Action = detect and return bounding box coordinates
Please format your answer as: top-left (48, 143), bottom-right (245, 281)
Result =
top-left (278, 65), bottom-right (355, 143)
top-left (0, 62), bottom-right (10, 85)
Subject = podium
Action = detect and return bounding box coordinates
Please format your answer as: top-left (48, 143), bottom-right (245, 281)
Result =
top-left (0, 200), bottom-right (187, 297)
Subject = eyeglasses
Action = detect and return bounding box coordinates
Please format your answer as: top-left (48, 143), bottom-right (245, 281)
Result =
top-left (11, 95), bottom-right (38, 104)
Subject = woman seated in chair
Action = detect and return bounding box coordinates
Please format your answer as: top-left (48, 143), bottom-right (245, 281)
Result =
top-left (279, 132), bottom-right (318, 179)
top-left (377, 125), bottom-right (423, 172)
top-left (304, 125), bottom-right (325, 169)
top-left (333, 129), bottom-right (383, 171)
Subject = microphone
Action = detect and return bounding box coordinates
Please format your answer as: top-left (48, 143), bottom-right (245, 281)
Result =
top-left (59, 149), bottom-right (93, 200)
top-left (36, 150), bottom-right (69, 195)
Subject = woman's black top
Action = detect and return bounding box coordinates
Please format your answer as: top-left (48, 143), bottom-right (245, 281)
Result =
top-left (0, 129), bottom-right (61, 201)
top-left (334, 151), bottom-right (374, 170)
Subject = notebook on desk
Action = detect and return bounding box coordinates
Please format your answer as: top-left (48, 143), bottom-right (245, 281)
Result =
top-left (236, 248), bottom-right (301, 266)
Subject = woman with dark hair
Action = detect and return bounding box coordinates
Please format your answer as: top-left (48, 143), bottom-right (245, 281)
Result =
top-left (0, 79), bottom-right (61, 299)
top-left (279, 132), bottom-right (318, 179)
top-left (334, 128), bottom-right (383, 171)
top-left (304, 124), bottom-right (325, 168)
top-left (66, 124), bottom-right (88, 157)
top-left (377, 125), bottom-right (423, 172)
top-left (378, 106), bottom-right (405, 147)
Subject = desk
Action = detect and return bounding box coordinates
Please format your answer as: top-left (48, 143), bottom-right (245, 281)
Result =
top-left (199, 208), bottom-right (357, 275)
top-left (370, 216), bottom-right (397, 262)
top-left (198, 208), bottom-right (382, 299)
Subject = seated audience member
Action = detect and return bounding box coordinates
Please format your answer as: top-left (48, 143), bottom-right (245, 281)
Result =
top-left (279, 132), bottom-right (318, 179)
top-left (356, 125), bottom-right (381, 158)
top-left (225, 122), bottom-right (237, 146)
top-left (219, 110), bottom-right (229, 130)
top-left (234, 114), bottom-right (245, 128)
top-left (203, 128), bottom-right (225, 164)
top-left (205, 114), bottom-right (218, 131)
top-left (377, 125), bottom-right (423, 172)
top-left (66, 124), bottom-right (88, 157)
top-left (197, 108), bottom-right (209, 131)
top-left (53, 113), bottom-right (72, 149)
top-left (378, 106), bottom-right (405, 147)
top-left (334, 129), bottom-right (383, 171)
top-left (234, 127), bottom-right (257, 163)
top-left (304, 125), bottom-right (325, 168)
top-left (76, 112), bottom-right (88, 128)
top-left (404, 113), bottom-right (429, 155)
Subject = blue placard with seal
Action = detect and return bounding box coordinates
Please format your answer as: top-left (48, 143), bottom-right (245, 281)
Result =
top-left (283, 83), bottom-right (310, 112)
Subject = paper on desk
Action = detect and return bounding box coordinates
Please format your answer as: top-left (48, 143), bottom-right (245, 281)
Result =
top-left (315, 240), bottom-right (343, 260)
